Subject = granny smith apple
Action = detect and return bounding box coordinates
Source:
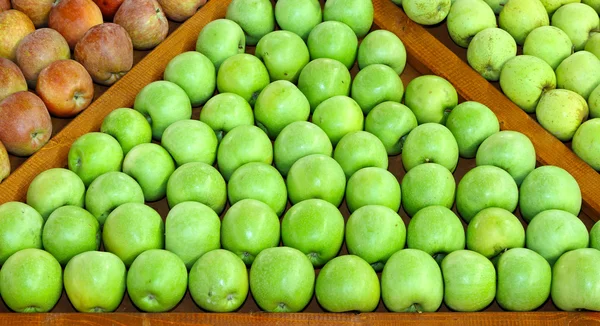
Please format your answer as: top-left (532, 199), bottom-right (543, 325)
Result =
top-left (26, 167), bottom-right (85, 220)
top-left (254, 80), bottom-right (310, 139)
top-left (467, 27), bottom-right (517, 81)
top-left (555, 51), bottom-right (600, 100)
top-left (365, 101), bottom-right (418, 155)
top-left (539, 0), bottom-right (581, 14)
top-left (404, 75), bottom-right (458, 124)
top-left (446, 101), bottom-right (500, 158)
top-left (333, 131), bottom-right (388, 179)
top-left (199, 92), bottom-right (254, 141)
top-left (217, 54), bottom-right (270, 106)
top-left (85, 171), bottom-right (144, 225)
top-left (552, 248), bottom-right (600, 311)
top-left (589, 84), bottom-right (600, 118)
top-left (357, 29), bottom-right (407, 75)
top-left (101, 108), bottom-right (152, 155)
top-left (402, 0), bottom-right (451, 25)
top-left (573, 118), bottom-right (600, 170)
top-left (226, 0), bottom-right (274, 45)
top-left (346, 167), bottom-right (401, 213)
top-left (401, 163), bottom-right (456, 217)
top-left (274, 121), bottom-right (333, 176)
top-left (164, 51), bottom-right (215, 107)
top-left (166, 162), bottom-right (227, 213)
top-left (255, 30), bottom-right (310, 83)
top-left (466, 207), bottom-right (525, 259)
top-left (351, 64), bottom-right (404, 114)
top-left (591, 220), bottom-right (600, 250)
top-left (312, 95), bottom-right (364, 146)
top-left (552, 3), bottom-right (599, 50)
top-left (483, 0), bottom-right (507, 14)
top-left (402, 123), bottom-right (460, 172)
top-left (298, 58), bottom-right (351, 112)
top-left (228, 162), bottom-right (287, 216)
top-left (0, 201), bottom-right (43, 265)
top-left (523, 26), bottom-right (574, 70)
top-left (216, 125), bottom-right (273, 181)
top-left (286, 154), bottom-right (347, 207)
top-left (586, 34), bottom-right (600, 59)
top-left (323, 0), bottom-right (374, 38)
top-left (447, 0), bottom-right (497, 48)
top-left (499, 55), bottom-right (556, 113)
top-left (161, 119), bottom-right (218, 166)
top-left (122, 143), bottom-right (176, 202)
top-left (307, 21), bottom-right (358, 69)
top-left (536, 89), bottom-right (589, 141)
top-left (68, 132), bottom-right (123, 187)
top-left (499, 0), bottom-right (549, 45)
top-left (583, 0), bottom-right (600, 13)
top-left (196, 19), bottom-right (245, 70)
top-left (274, 0), bottom-right (322, 40)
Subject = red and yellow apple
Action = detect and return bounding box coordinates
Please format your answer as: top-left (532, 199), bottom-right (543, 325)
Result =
top-left (0, 10), bottom-right (35, 61)
top-left (10, 0), bottom-right (56, 27)
top-left (48, 0), bottom-right (103, 49)
top-left (92, 0), bottom-right (123, 20)
top-left (114, 0), bottom-right (168, 50)
top-left (16, 28), bottom-right (70, 88)
top-left (0, 57), bottom-right (27, 102)
top-left (157, 0), bottom-right (206, 22)
top-left (0, 141), bottom-right (9, 183)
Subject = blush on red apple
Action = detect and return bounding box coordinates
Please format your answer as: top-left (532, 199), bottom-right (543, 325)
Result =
top-left (0, 0), bottom-right (10, 11)
top-left (16, 28), bottom-right (71, 88)
top-left (48, 0), bottom-right (103, 49)
top-left (157, 0), bottom-right (206, 22)
top-left (92, 0), bottom-right (123, 20)
top-left (0, 9), bottom-right (35, 61)
top-left (114, 0), bottom-right (168, 50)
top-left (10, 0), bottom-right (56, 28)
top-left (0, 57), bottom-right (27, 102)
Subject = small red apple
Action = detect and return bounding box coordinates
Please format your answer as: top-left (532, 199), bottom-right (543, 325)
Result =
top-left (0, 10), bottom-right (35, 61)
top-left (10, 0), bottom-right (56, 27)
top-left (0, 91), bottom-right (52, 156)
top-left (0, 140), bottom-right (9, 183)
top-left (156, 0), bottom-right (206, 22)
top-left (0, 0), bottom-right (10, 11)
top-left (48, 0), bottom-right (103, 49)
top-left (16, 28), bottom-right (71, 88)
top-left (0, 57), bottom-right (27, 102)
top-left (114, 0), bottom-right (168, 50)
top-left (92, 0), bottom-right (123, 21)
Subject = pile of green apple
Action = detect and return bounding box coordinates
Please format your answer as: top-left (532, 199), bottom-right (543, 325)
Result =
top-left (1, 0), bottom-right (600, 315)
top-left (393, 0), bottom-right (600, 172)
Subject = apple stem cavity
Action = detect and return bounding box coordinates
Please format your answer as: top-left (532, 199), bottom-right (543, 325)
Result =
top-left (407, 303), bottom-right (423, 313)
top-left (433, 253), bottom-right (447, 265)
top-left (92, 307), bottom-right (105, 313)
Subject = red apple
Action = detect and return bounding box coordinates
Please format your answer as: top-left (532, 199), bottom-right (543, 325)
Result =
top-left (0, 0), bottom-right (10, 11)
top-left (48, 0), bottom-right (103, 49)
top-left (0, 10), bottom-right (35, 61)
top-left (156, 0), bottom-right (206, 22)
top-left (10, 0), bottom-right (56, 27)
top-left (16, 28), bottom-right (71, 88)
top-left (0, 140), bottom-right (9, 183)
top-left (74, 23), bottom-right (133, 86)
top-left (114, 0), bottom-right (168, 50)
top-left (0, 57), bottom-right (27, 102)
top-left (92, 0), bottom-right (123, 20)
top-left (36, 59), bottom-right (94, 118)
top-left (0, 91), bottom-right (52, 156)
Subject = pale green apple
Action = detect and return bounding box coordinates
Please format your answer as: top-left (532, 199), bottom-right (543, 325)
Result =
top-left (536, 89), bottom-right (589, 141)
top-left (161, 119), bottom-right (218, 166)
top-left (447, 0), bottom-right (497, 48)
top-left (442, 250), bottom-right (496, 311)
top-left (286, 154), bottom-right (347, 207)
top-left (404, 75), bottom-right (458, 124)
top-left (199, 93), bottom-right (254, 141)
top-left (357, 29), bottom-right (407, 75)
top-left (311, 95), bottom-right (364, 145)
top-left (217, 54), bottom-right (270, 106)
top-left (591, 220), bottom-right (600, 250)
top-left (228, 162), bottom-right (287, 216)
top-left (255, 30), bottom-right (310, 83)
top-left (274, 121), bottom-right (333, 176)
top-left (323, 0), bottom-right (374, 38)
top-left (446, 101), bottom-right (500, 158)
top-left (552, 248), bottom-right (600, 311)
top-left (164, 51), bottom-right (215, 107)
top-left (216, 125), bottom-right (273, 181)
top-left (298, 58), bottom-right (351, 112)
top-left (26, 168), bottom-right (85, 220)
top-left (588, 84), bottom-right (600, 118)
top-left (166, 162), bottom-right (227, 213)
top-left (483, 0), bottom-right (507, 13)
top-left (274, 0), bottom-right (322, 40)
top-left (0, 202), bottom-right (43, 265)
top-left (281, 199), bottom-right (345, 267)
top-left (573, 118), bottom-right (600, 170)
top-left (85, 171), bottom-right (144, 225)
top-left (401, 163), bottom-right (456, 217)
top-left (307, 21), bottom-right (358, 69)
top-left (539, 0), bottom-right (581, 14)
top-left (195, 19), bottom-right (245, 70)
top-left (365, 101), bottom-right (418, 155)
top-left (499, 55), bottom-right (556, 113)
top-left (122, 143), bottom-right (176, 202)
top-left (475, 131), bottom-right (536, 185)
top-left (226, 0), bottom-right (274, 45)
top-left (68, 132), bottom-right (123, 187)
top-left (466, 207), bottom-right (525, 259)
top-left (100, 108), bottom-right (152, 155)
top-left (586, 34), bottom-right (600, 59)
top-left (552, 3), bottom-right (599, 50)
top-left (523, 26), bottom-right (574, 70)
top-left (333, 131), bottom-right (388, 179)
top-left (351, 64), bottom-right (404, 114)
top-left (467, 27), bottom-right (517, 81)
top-left (402, 0), bottom-right (451, 25)
top-left (499, 0), bottom-right (549, 45)
top-left (402, 123), bottom-right (459, 172)
top-left (254, 80), bottom-right (310, 139)
top-left (346, 167), bottom-right (401, 213)
top-left (556, 51), bottom-right (600, 100)
top-left (583, 0), bottom-right (600, 13)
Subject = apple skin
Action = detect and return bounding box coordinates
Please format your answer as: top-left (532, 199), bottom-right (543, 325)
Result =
top-left (127, 249), bottom-right (188, 312)
top-left (226, 0), bottom-right (274, 45)
top-left (519, 165), bottom-right (582, 222)
top-left (48, 0), bottom-right (103, 49)
top-left (333, 131), bottom-right (389, 179)
top-left (101, 108), bottom-right (152, 155)
top-left (552, 3), bottom-right (599, 51)
top-left (358, 29), bottom-right (407, 75)
top-left (36, 59), bottom-right (94, 118)
top-left (217, 53), bottom-right (270, 107)
top-left (346, 167), bottom-right (401, 213)
top-left (255, 30), bottom-right (309, 83)
top-left (281, 198), bottom-right (345, 267)
top-left (0, 141), bottom-right (8, 182)
top-left (540, 0), bottom-right (581, 14)
top-left (274, 121), bottom-right (333, 177)
top-left (555, 51), bottom-right (600, 101)
top-left (592, 220), bottom-right (600, 250)
top-left (92, 0), bottom-right (123, 20)
top-left (166, 162), bottom-right (227, 214)
top-left (587, 34), bottom-right (600, 59)
top-left (467, 27), bottom-right (517, 81)
top-left (404, 75), bottom-right (458, 125)
top-left (401, 163), bottom-right (456, 217)
top-left (583, 0), bottom-right (600, 13)
top-left (447, 0), bottom-right (497, 48)
top-left (16, 28), bottom-right (70, 88)
top-left (552, 248), bottom-right (600, 311)
top-left (589, 84), bottom-right (600, 118)
top-left (0, 10), bottom-right (35, 61)
top-left (161, 119), bottom-right (218, 166)
top-left (307, 21), bottom-right (358, 70)
top-left (573, 118), bottom-right (600, 170)
top-left (254, 80), bottom-right (310, 139)
top-left (84, 171), bottom-right (145, 225)
top-left (445, 101), bottom-right (499, 158)
top-left (11, 0), bottom-right (54, 28)
top-left (323, 0), bottom-right (374, 38)
top-left (316, 255), bottom-right (380, 312)
top-left (189, 249), bottom-right (249, 312)
top-left (365, 102), bottom-right (417, 156)
top-left (351, 64), bottom-right (404, 115)
top-left (123, 143), bottom-right (175, 202)
top-left (402, 123), bottom-right (459, 173)
top-left (523, 26), bottom-right (573, 70)
top-left (26, 168), bottom-right (85, 220)
top-left (216, 125), bottom-right (273, 181)
top-left (114, 0), bottom-right (168, 51)
top-left (312, 95), bottom-right (364, 146)
top-left (274, 0), bottom-right (322, 41)
top-left (536, 89), bottom-right (589, 141)
top-left (381, 249), bottom-right (444, 312)
top-left (68, 132), bottom-right (124, 187)
top-left (286, 154), bottom-right (347, 207)
top-left (164, 51), bottom-right (215, 107)
top-left (156, 0), bottom-right (206, 22)
top-left (0, 57), bottom-right (27, 102)
top-left (196, 19), bottom-right (245, 71)
top-left (466, 207), bottom-right (525, 259)
top-left (0, 201), bottom-right (43, 264)
top-left (199, 93), bottom-right (254, 141)
top-left (406, 205), bottom-right (465, 261)
top-left (298, 58), bottom-right (352, 112)
top-left (402, 0), bottom-right (451, 25)
top-left (0, 0), bottom-right (8, 10)
top-left (64, 251), bottom-right (126, 313)
top-left (0, 91), bottom-right (52, 156)
top-left (0, 248), bottom-right (62, 313)
top-left (498, 0), bottom-right (549, 45)
top-left (228, 162), bottom-right (287, 216)
top-left (250, 246), bottom-right (315, 312)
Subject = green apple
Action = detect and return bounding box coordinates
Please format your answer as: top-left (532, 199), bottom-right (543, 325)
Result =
top-left (333, 131), bottom-right (388, 179)
top-left (68, 132), bottom-right (123, 187)
top-left (589, 84), bottom-right (600, 118)
top-left (381, 249), bottom-right (444, 312)
top-left (556, 51), bottom-right (600, 100)
top-left (552, 3), bottom-right (599, 51)
top-left (526, 209), bottom-right (589, 265)
top-left (404, 75), bottom-right (458, 124)
top-left (307, 21), bottom-right (358, 69)
top-left (346, 205), bottom-right (406, 271)
top-left (254, 80), bottom-right (310, 139)
top-left (0, 248), bottom-right (62, 312)
top-left (312, 95), bottom-right (364, 146)
top-left (475, 131), bottom-right (536, 185)
top-left (165, 201), bottom-right (220, 270)
top-left (133, 80), bottom-right (192, 140)
top-left (483, 0), bottom-right (507, 14)
top-left (274, 0), bottom-right (322, 40)
top-left (346, 167), bottom-right (401, 213)
top-left (286, 154), bottom-right (347, 207)
top-left (583, 0), bottom-right (600, 13)
top-left (402, 123), bottom-right (459, 172)
top-left (63, 251), bottom-right (126, 312)
top-left (274, 121), bottom-right (333, 176)
top-left (221, 199), bottom-right (280, 265)
top-left (250, 246), bottom-right (315, 312)
top-left (100, 108), bottom-right (152, 155)
top-left (496, 248), bottom-right (551, 311)
top-left (85, 171), bottom-right (144, 225)
top-left (255, 30), bottom-right (310, 83)
top-left (447, 0), bottom-right (497, 48)
top-left (357, 29), bottom-right (407, 75)
top-left (466, 207), bottom-right (524, 259)
top-left (161, 119), bottom-right (218, 166)
top-left (316, 255), bottom-right (380, 312)
top-left (226, 0), bottom-right (274, 45)
top-left (127, 249), bottom-right (187, 312)
top-left (164, 51), bottom-right (215, 107)
top-left (199, 93), bottom-right (254, 141)
top-left (539, 0), bottom-right (581, 14)
top-left (573, 118), bottom-right (600, 170)
top-left (467, 27), bottom-right (517, 81)
top-left (499, 0), bottom-right (549, 45)
top-left (365, 101), bottom-right (418, 155)
top-left (323, 0), bottom-right (373, 38)
top-left (196, 19), bottom-right (245, 70)
top-left (456, 165), bottom-right (519, 222)
top-left (446, 101), bottom-right (500, 158)
top-left (499, 55), bottom-right (556, 113)
top-left (552, 248), bottom-right (600, 311)
top-left (523, 26), bottom-right (574, 70)
top-left (442, 250), bottom-right (496, 311)
top-left (26, 168), bottom-right (85, 220)
top-left (298, 58), bottom-right (351, 112)
top-left (591, 220), bottom-right (600, 250)
top-left (519, 165), bottom-right (582, 221)
top-left (228, 162), bottom-right (287, 216)
top-left (216, 125), bottom-right (273, 181)
top-left (281, 199), bottom-right (345, 267)
top-left (102, 203), bottom-right (164, 267)
top-left (166, 162), bottom-right (227, 213)
top-left (122, 143), bottom-right (176, 202)
top-left (406, 205), bottom-right (465, 262)
top-left (401, 163), bottom-right (456, 217)
top-left (351, 64), bottom-right (404, 115)
top-left (189, 249), bottom-right (248, 312)
top-left (0, 202), bottom-right (43, 265)
top-left (586, 34), bottom-right (600, 59)
top-left (217, 54), bottom-right (270, 106)
top-left (402, 0), bottom-right (451, 25)
top-left (536, 89), bottom-right (589, 141)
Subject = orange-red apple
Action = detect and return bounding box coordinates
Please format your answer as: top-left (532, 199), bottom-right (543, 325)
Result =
top-left (0, 57), bottom-right (27, 102)
top-left (0, 0), bottom-right (10, 11)
top-left (114, 0), bottom-right (168, 50)
top-left (16, 28), bottom-right (70, 88)
top-left (11, 0), bottom-right (56, 27)
top-left (0, 140), bottom-right (9, 182)
top-left (0, 10), bottom-right (35, 61)
top-left (92, 0), bottom-right (123, 20)
top-left (48, 0), bottom-right (103, 49)
top-left (157, 0), bottom-right (206, 22)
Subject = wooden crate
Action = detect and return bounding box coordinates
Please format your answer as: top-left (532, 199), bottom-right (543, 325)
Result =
top-left (0, 0), bottom-right (599, 324)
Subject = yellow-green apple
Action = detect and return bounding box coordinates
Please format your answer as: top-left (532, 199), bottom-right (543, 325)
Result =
top-left (442, 250), bottom-right (495, 311)
top-left (114, 0), bottom-right (168, 50)
top-left (573, 118), bottom-right (600, 170)
top-left (0, 248), bottom-right (62, 312)
top-left (42, 205), bottom-right (100, 265)
top-left (274, 121), bottom-right (333, 176)
top-left (26, 168), bottom-right (85, 220)
top-left (274, 0), bottom-right (321, 40)
top-left (92, 0), bottom-right (123, 20)
top-left (346, 167), bottom-right (400, 213)
top-left (254, 80), bottom-right (310, 139)
top-left (48, 0), bottom-right (103, 49)
top-left (404, 75), bottom-right (458, 124)
top-left (519, 165), bottom-right (582, 221)
top-left (307, 21), bottom-right (357, 69)
top-left (216, 125), bottom-right (272, 181)
top-left (217, 53), bottom-right (270, 106)
top-left (351, 64), bottom-right (404, 114)
top-left (221, 199), bottom-right (280, 265)
top-left (102, 203), bottom-right (164, 267)
top-left (0, 141), bottom-right (9, 182)
top-left (552, 3), bottom-right (599, 50)
top-left (84, 171), bottom-right (144, 225)
top-left (165, 201), bottom-right (220, 269)
top-left (68, 132), bottom-right (123, 186)
top-left (122, 143), bottom-right (175, 201)
top-left (587, 34), bottom-right (600, 59)
top-left (552, 248), bottom-right (600, 311)
top-left (196, 19), bottom-right (245, 71)
top-left (583, 0), bottom-right (600, 13)
top-left (16, 28), bottom-right (70, 88)
top-left (523, 26), bottom-right (573, 70)
top-left (281, 198), bottom-right (344, 267)
top-left (592, 220), bottom-right (600, 249)
top-left (536, 89), bottom-right (588, 141)
top-left (475, 131), bottom-right (536, 185)
top-left (0, 202), bottom-right (43, 264)
top-left (36, 59), bottom-right (94, 118)
top-left (590, 84), bottom-right (600, 118)
top-left (499, 0), bottom-right (549, 45)
top-left (199, 93), bottom-right (254, 141)
top-left (156, 0), bottom-right (205, 22)
top-left (323, 0), bottom-right (373, 38)
top-left (0, 57), bottom-right (27, 102)
top-left (499, 55), bottom-right (556, 113)
top-left (357, 29), bottom-right (407, 75)
top-left (0, 92), bottom-right (51, 156)
top-left (189, 249), bottom-right (248, 312)
top-left (381, 249), bottom-right (443, 312)
top-left (365, 102), bottom-right (417, 155)
top-left (446, 101), bottom-right (499, 158)
top-left (228, 162), bottom-right (287, 216)
top-left (316, 255), bottom-right (380, 312)
top-left (333, 131), bottom-right (388, 179)
top-left (402, 0), bottom-right (451, 25)
top-left (467, 28), bottom-right (517, 81)
top-left (539, 0), bottom-right (580, 14)
top-left (447, 0), bottom-right (497, 48)
top-left (0, 9), bottom-right (34, 61)
top-left (402, 123), bottom-right (459, 172)
top-left (226, 0), bottom-right (273, 45)
top-left (127, 249), bottom-right (187, 312)
top-left (255, 30), bottom-right (310, 83)
top-left (526, 209), bottom-right (589, 265)
top-left (166, 162), bottom-right (227, 214)
top-left (164, 51), bottom-right (215, 106)
top-left (556, 51), bottom-right (600, 100)
top-left (10, 0), bottom-right (54, 28)
top-left (64, 251), bottom-right (126, 312)
top-left (250, 246), bottom-right (314, 312)
top-left (466, 207), bottom-right (525, 259)
top-left (312, 95), bottom-right (363, 146)
top-left (298, 58), bottom-right (351, 112)
top-left (161, 119), bottom-right (218, 166)
top-left (286, 154), bottom-right (346, 207)
top-left (101, 108), bottom-right (152, 155)
top-left (401, 163), bottom-right (456, 217)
